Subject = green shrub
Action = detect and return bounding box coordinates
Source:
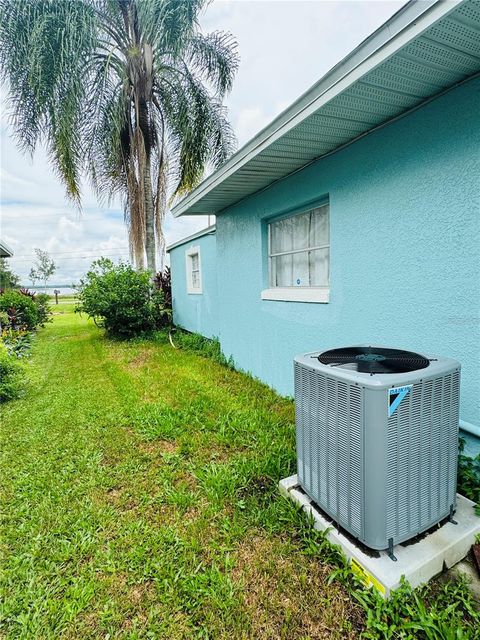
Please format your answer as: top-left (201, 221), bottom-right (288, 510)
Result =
top-left (0, 343), bottom-right (26, 402)
top-left (76, 258), bottom-right (171, 338)
top-left (34, 293), bottom-right (52, 326)
top-left (0, 290), bottom-right (39, 330)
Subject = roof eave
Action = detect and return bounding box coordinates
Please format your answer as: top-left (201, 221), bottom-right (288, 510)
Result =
top-left (0, 240), bottom-right (14, 257)
top-left (171, 0), bottom-right (462, 218)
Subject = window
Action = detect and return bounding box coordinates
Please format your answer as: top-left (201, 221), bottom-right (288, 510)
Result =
top-left (262, 204), bottom-right (330, 303)
top-left (191, 253), bottom-right (200, 288)
top-left (186, 246), bottom-right (202, 294)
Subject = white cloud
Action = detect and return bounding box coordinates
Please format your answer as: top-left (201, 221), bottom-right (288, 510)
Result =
top-left (1, 0), bottom-right (406, 283)
top-left (235, 107), bottom-right (272, 147)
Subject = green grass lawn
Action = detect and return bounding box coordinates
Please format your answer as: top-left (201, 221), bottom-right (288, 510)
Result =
top-left (1, 306), bottom-right (478, 639)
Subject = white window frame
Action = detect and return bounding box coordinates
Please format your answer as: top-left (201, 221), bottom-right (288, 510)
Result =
top-left (185, 246), bottom-right (203, 294)
top-left (261, 204), bottom-right (330, 303)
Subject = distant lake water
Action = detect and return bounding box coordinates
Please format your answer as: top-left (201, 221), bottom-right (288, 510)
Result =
top-left (21, 286), bottom-right (78, 296)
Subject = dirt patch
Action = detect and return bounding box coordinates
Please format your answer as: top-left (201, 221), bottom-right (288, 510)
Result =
top-left (138, 438), bottom-right (179, 456)
top-left (173, 471), bottom-right (197, 489)
top-left (106, 487), bottom-right (122, 502)
top-left (232, 535), bottom-right (364, 639)
top-left (128, 351), bottom-right (152, 369)
top-left (128, 580), bottom-right (156, 605)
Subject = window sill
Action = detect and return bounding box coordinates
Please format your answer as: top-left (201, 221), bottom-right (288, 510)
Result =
top-left (187, 289), bottom-right (203, 295)
top-left (261, 288), bottom-right (330, 303)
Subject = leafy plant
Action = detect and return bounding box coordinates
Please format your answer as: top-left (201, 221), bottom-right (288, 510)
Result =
top-left (0, 0), bottom-right (238, 271)
top-left (153, 267), bottom-right (172, 309)
top-left (0, 342), bottom-right (26, 401)
top-left (0, 288), bottom-right (51, 331)
top-left (149, 267), bottom-right (173, 330)
top-left (1, 328), bottom-right (32, 359)
top-left (76, 258), bottom-right (171, 338)
top-left (0, 290), bottom-right (39, 330)
top-left (352, 574), bottom-right (479, 640)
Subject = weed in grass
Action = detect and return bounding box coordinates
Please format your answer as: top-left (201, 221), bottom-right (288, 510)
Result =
top-left (171, 328), bottom-right (235, 369)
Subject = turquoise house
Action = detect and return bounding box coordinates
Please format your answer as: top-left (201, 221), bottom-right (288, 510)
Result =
top-left (168, 0), bottom-right (480, 455)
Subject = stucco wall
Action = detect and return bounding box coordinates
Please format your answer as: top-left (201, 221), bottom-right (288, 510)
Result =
top-left (216, 76), bottom-right (480, 427)
top-left (169, 231), bottom-right (219, 338)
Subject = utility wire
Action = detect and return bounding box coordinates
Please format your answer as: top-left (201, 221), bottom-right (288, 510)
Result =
top-left (11, 246), bottom-right (129, 257)
top-left (12, 253), bottom-right (130, 263)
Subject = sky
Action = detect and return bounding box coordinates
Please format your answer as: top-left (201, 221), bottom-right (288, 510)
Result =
top-left (0, 0), bottom-right (406, 286)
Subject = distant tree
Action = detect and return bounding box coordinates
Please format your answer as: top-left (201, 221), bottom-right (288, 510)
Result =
top-left (29, 249), bottom-right (56, 293)
top-left (28, 268), bottom-right (37, 288)
top-left (0, 257), bottom-right (20, 289)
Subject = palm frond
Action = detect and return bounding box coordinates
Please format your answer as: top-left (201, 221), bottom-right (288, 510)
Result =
top-left (137, 0), bottom-right (206, 54)
top-left (154, 63), bottom-right (236, 196)
top-left (186, 31), bottom-right (239, 96)
top-left (0, 0), bottom-right (238, 269)
top-left (0, 0), bottom-right (97, 201)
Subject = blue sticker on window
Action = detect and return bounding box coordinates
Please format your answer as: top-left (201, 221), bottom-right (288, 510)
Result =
top-left (388, 385), bottom-right (412, 417)
top-left (296, 278), bottom-right (301, 285)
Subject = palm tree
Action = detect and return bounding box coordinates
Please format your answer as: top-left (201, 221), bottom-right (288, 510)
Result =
top-left (0, 0), bottom-right (238, 271)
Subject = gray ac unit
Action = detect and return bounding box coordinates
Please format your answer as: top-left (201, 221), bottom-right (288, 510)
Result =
top-left (294, 346), bottom-right (460, 558)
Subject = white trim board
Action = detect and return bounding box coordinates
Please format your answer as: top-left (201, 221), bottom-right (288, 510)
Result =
top-left (261, 288), bottom-right (330, 303)
top-left (166, 225), bottom-right (216, 253)
top-left (185, 246), bottom-right (203, 295)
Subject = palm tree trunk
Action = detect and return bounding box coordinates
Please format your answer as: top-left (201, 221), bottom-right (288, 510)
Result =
top-left (144, 154), bottom-right (156, 273)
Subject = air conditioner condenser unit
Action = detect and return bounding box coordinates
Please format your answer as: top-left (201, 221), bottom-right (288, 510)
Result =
top-left (294, 346), bottom-right (460, 559)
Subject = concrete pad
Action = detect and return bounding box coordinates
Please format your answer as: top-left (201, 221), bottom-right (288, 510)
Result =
top-left (279, 474), bottom-right (480, 598)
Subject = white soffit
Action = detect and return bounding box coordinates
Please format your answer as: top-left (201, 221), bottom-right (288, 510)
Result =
top-left (172, 0), bottom-right (480, 217)
top-left (0, 239), bottom-right (14, 257)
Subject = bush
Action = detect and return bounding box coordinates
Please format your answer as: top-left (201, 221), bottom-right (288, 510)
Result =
top-left (0, 290), bottom-right (39, 330)
top-left (0, 289), bottom-right (49, 403)
top-left (34, 293), bottom-right (53, 326)
top-left (76, 258), bottom-right (171, 338)
top-left (0, 288), bottom-right (51, 331)
top-left (0, 343), bottom-right (26, 402)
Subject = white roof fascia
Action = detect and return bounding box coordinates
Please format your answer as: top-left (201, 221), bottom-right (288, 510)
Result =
top-left (166, 225), bottom-right (216, 252)
top-left (0, 239), bottom-right (14, 257)
top-left (171, 0), bottom-right (462, 218)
